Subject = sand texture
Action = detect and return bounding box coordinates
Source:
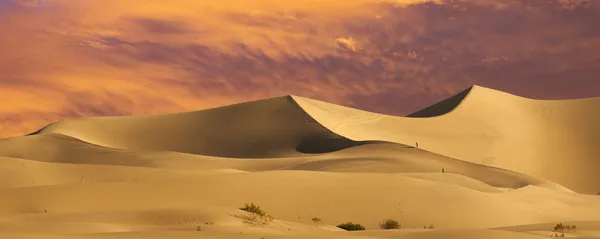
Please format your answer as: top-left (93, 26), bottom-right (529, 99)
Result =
top-left (1, 85), bottom-right (599, 238)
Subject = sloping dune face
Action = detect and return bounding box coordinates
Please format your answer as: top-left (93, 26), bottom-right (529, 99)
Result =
top-left (294, 86), bottom-right (600, 194)
top-left (34, 96), bottom-right (362, 158)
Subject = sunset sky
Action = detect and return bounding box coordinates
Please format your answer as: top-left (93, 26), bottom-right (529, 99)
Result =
top-left (1, 0), bottom-right (599, 138)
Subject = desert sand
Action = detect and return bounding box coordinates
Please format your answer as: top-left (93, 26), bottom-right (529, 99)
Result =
top-left (0, 85), bottom-right (599, 239)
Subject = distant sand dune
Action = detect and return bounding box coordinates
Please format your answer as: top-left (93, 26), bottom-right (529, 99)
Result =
top-left (1, 85), bottom-right (599, 238)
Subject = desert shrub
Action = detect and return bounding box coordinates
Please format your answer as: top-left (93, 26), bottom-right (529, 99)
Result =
top-left (312, 217), bottom-right (321, 223)
top-left (553, 223), bottom-right (576, 232)
top-left (424, 224), bottom-right (434, 229)
top-left (554, 223), bottom-right (564, 231)
top-left (240, 202), bottom-right (266, 217)
top-left (379, 219), bottom-right (401, 229)
top-left (337, 222), bottom-right (366, 231)
top-left (237, 202), bottom-right (274, 226)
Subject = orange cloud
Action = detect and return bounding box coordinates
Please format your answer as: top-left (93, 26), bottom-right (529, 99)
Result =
top-left (0, 0), bottom-right (599, 138)
top-left (10, 0), bottom-right (44, 7)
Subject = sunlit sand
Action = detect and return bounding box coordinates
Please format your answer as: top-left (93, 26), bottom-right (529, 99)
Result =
top-left (0, 85), bottom-right (599, 239)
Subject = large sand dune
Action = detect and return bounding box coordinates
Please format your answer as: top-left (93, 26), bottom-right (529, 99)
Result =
top-left (1, 85), bottom-right (599, 239)
top-left (293, 85), bottom-right (600, 194)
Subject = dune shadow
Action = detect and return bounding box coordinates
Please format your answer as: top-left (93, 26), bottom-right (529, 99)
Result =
top-left (25, 125), bottom-right (48, 136)
top-left (407, 86), bottom-right (472, 117)
top-left (296, 137), bottom-right (384, 154)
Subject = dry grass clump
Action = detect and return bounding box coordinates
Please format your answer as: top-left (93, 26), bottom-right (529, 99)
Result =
top-left (236, 202), bottom-right (273, 226)
top-left (379, 219), bottom-right (401, 229)
top-left (240, 202), bottom-right (266, 216)
top-left (337, 222), bottom-right (365, 231)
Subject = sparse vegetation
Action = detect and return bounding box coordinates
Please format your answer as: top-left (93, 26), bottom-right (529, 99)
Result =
top-left (554, 223), bottom-right (564, 231)
top-left (240, 202), bottom-right (266, 217)
top-left (553, 223), bottom-right (577, 232)
top-left (236, 202), bottom-right (273, 226)
top-left (551, 223), bottom-right (576, 237)
top-left (312, 217), bottom-right (321, 223)
top-left (424, 224), bottom-right (434, 229)
top-left (337, 222), bottom-right (366, 231)
top-left (379, 219), bottom-right (401, 229)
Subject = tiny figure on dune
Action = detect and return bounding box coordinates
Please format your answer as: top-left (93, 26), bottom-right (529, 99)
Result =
top-left (415, 142), bottom-right (419, 148)
top-left (442, 168), bottom-right (445, 173)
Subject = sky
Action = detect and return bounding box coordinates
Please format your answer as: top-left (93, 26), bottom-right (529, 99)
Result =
top-left (1, 0), bottom-right (599, 138)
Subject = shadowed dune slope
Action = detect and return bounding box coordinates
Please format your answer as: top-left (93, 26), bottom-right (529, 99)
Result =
top-left (292, 85), bottom-right (600, 194)
top-left (33, 96), bottom-right (365, 158)
top-left (407, 86), bottom-right (473, 118)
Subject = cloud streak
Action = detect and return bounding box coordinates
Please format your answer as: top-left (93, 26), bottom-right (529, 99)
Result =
top-left (0, 0), bottom-right (599, 138)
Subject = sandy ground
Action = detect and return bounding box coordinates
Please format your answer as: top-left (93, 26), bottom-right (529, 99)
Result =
top-left (0, 85), bottom-right (599, 238)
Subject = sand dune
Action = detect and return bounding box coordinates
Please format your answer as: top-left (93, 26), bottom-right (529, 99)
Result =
top-left (31, 96), bottom-right (352, 158)
top-left (293, 85), bottom-right (600, 194)
top-left (1, 85), bottom-right (600, 238)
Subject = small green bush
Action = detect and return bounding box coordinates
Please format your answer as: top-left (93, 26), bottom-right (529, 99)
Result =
top-left (240, 202), bottom-right (266, 217)
top-left (379, 219), bottom-right (401, 229)
top-left (337, 222), bottom-right (365, 231)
